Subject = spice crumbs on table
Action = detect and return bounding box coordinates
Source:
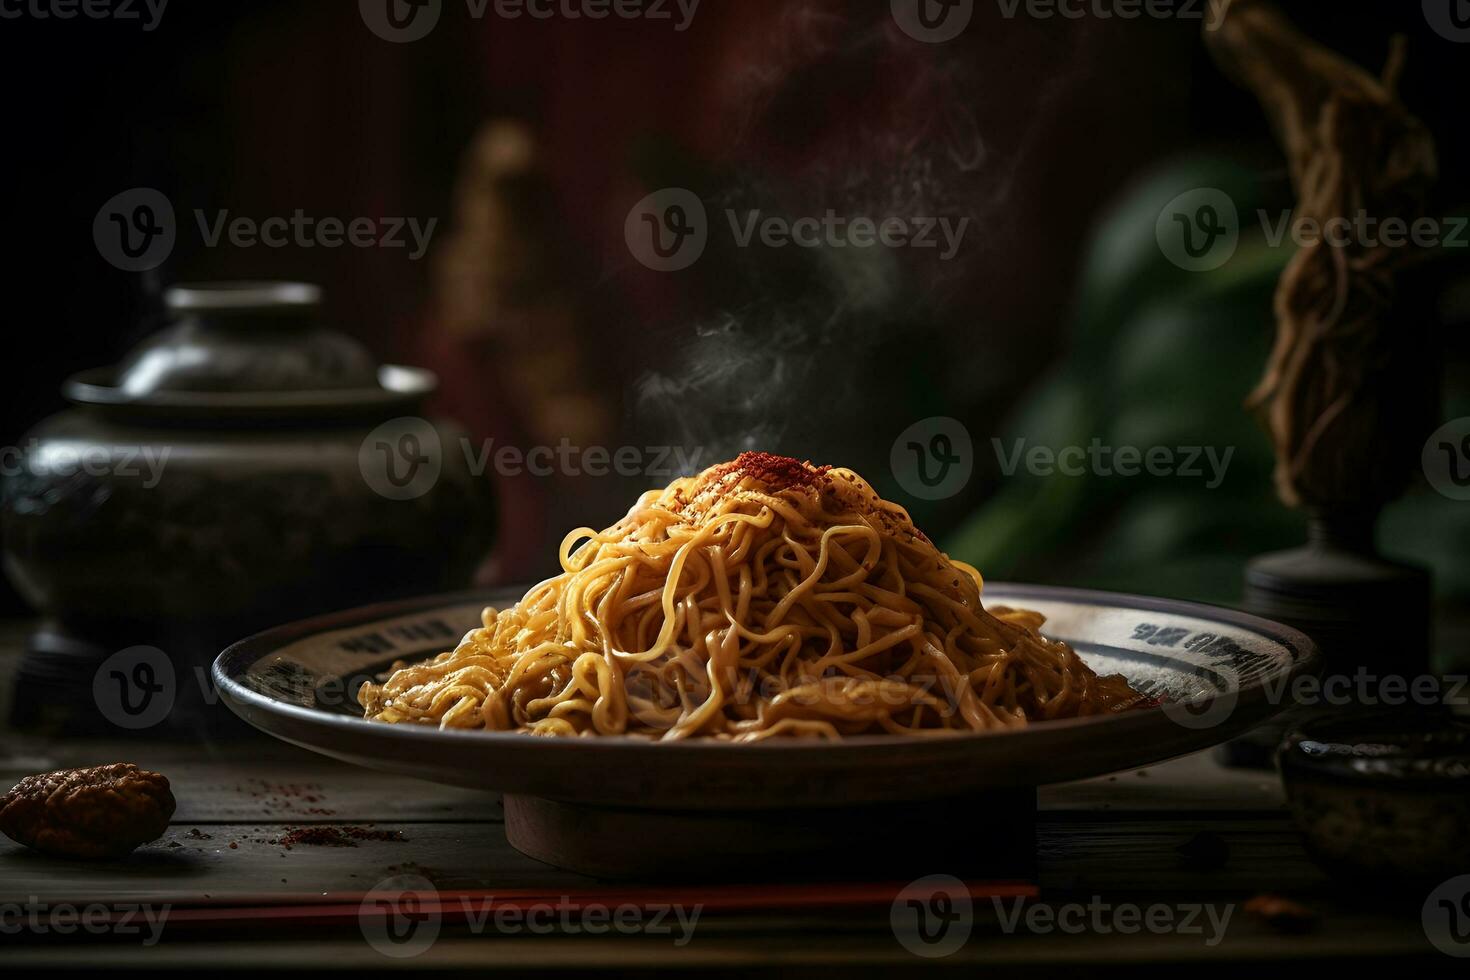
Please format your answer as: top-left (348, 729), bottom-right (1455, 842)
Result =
top-left (273, 826), bottom-right (406, 848)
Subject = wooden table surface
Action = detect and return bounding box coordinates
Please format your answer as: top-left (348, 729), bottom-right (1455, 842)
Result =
top-left (0, 627), bottom-right (1457, 974)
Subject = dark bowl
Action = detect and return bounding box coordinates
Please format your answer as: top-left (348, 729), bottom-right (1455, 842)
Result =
top-left (1279, 709), bottom-right (1470, 882)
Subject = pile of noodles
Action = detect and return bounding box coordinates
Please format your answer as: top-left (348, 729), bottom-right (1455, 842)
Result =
top-left (359, 453), bottom-right (1144, 740)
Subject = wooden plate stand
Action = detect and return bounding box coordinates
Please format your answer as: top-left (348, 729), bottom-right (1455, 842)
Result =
top-left (504, 788), bottom-right (1038, 881)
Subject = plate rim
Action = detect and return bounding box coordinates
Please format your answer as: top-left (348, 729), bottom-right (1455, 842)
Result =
top-left (213, 582), bottom-right (1319, 755)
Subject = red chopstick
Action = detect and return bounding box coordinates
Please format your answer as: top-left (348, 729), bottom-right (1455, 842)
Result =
top-left (71, 880), bottom-right (1039, 928)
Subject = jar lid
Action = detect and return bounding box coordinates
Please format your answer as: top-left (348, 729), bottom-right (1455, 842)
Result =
top-left (64, 281), bottom-right (436, 423)
top-left (163, 280), bottom-right (322, 313)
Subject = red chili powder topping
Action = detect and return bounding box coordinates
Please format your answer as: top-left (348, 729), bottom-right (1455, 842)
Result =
top-left (681, 454), bottom-right (932, 546)
top-left (710, 452), bottom-right (831, 493)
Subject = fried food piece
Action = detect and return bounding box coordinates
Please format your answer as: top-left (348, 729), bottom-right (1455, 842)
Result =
top-left (0, 763), bottom-right (176, 859)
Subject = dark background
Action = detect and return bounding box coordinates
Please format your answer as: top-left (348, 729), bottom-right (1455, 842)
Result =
top-left (1, 0), bottom-right (1467, 615)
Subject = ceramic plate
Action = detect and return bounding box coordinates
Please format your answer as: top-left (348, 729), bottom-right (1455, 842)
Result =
top-left (214, 584), bottom-right (1317, 809)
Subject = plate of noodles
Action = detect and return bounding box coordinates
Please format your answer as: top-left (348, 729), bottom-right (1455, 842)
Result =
top-left (215, 453), bottom-right (1317, 808)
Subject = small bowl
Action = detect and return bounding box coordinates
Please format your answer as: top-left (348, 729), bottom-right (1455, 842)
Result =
top-left (1279, 710), bottom-right (1470, 882)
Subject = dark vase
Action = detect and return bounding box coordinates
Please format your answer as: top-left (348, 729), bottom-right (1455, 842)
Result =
top-left (2, 282), bottom-right (496, 669)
